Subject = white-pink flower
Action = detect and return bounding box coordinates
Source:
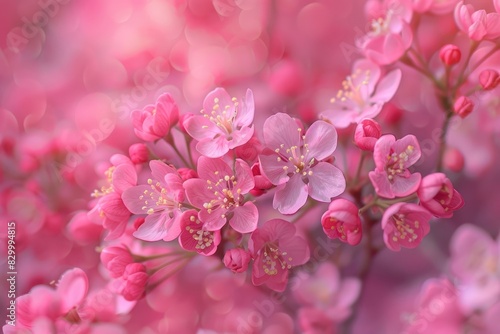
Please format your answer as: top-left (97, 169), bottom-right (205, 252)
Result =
top-left (381, 203), bottom-right (432, 251)
top-left (184, 87), bottom-right (255, 158)
top-left (122, 160), bottom-right (184, 242)
top-left (183, 157), bottom-right (258, 233)
top-left (259, 113), bottom-right (346, 215)
top-left (369, 134), bottom-right (422, 198)
top-left (321, 60), bottom-right (401, 128)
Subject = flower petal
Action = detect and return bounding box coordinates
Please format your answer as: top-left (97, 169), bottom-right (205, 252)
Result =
top-left (307, 163), bottom-right (346, 202)
top-left (304, 121), bottom-right (338, 161)
top-left (230, 202), bottom-right (259, 233)
top-left (273, 174), bottom-right (308, 214)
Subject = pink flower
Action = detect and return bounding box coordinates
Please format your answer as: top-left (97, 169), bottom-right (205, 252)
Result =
top-left (357, 3), bottom-right (413, 65)
top-left (369, 134), bottom-right (422, 198)
top-left (223, 248), bottom-right (251, 273)
top-left (453, 96), bottom-right (474, 118)
top-left (183, 157), bottom-right (258, 233)
top-left (122, 160), bottom-right (184, 241)
top-left (132, 93), bottom-right (179, 141)
top-left (119, 263), bottom-right (148, 301)
top-left (322, 60), bottom-right (401, 128)
top-left (479, 69), bottom-right (500, 90)
top-left (178, 210), bottom-right (221, 256)
top-left (88, 154), bottom-right (137, 240)
top-left (259, 113), bottom-right (346, 214)
top-left (439, 44), bottom-right (461, 66)
top-left (100, 246), bottom-right (134, 278)
top-left (381, 203), bottom-right (432, 251)
top-left (449, 224), bottom-right (500, 313)
top-left (454, 1), bottom-right (500, 41)
top-left (294, 263), bottom-right (361, 321)
top-left (417, 173), bottom-right (464, 218)
top-left (249, 219), bottom-right (310, 292)
top-left (15, 268), bottom-right (89, 328)
top-left (184, 88), bottom-right (255, 158)
top-left (128, 143), bottom-right (149, 164)
top-left (321, 199), bottom-right (362, 246)
top-left (354, 119), bottom-right (382, 151)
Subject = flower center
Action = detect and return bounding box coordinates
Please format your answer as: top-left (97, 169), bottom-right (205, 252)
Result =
top-left (330, 69), bottom-right (371, 110)
top-left (261, 243), bottom-right (293, 276)
top-left (91, 166), bottom-right (115, 198)
top-left (203, 173), bottom-right (242, 214)
top-left (200, 96), bottom-right (240, 135)
top-left (274, 128), bottom-right (316, 179)
top-left (391, 213), bottom-right (418, 242)
top-left (140, 179), bottom-right (179, 215)
top-left (386, 145), bottom-right (414, 181)
top-left (185, 214), bottom-right (215, 251)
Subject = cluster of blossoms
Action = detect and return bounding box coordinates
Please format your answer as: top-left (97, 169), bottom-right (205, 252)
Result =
top-left (5, 0), bottom-right (500, 332)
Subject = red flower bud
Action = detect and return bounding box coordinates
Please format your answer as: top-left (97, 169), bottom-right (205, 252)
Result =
top-left (439, 44), bottom-right (461, 66)
top-left (354, 119), bottom-right (382, 151)
top-left (479, 69), bottom-right (500, 90)
top-left (128, 143), bottom-right (148, 164)
top-left (453, 96), bottom-right (474, 118)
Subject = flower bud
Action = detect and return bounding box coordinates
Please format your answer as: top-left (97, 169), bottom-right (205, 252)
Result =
top-left (417, 173), bottom-right (464, 218)
top-left (439, 44), bottom-right (461, 66)
top-left (100, 246), bottom-right (134, 278)
top-left (178, 168), bottom-right (198, 181)
top-left (321, 199), bottom-right (362, 246)
top-left (453, 96), bottom-right (474, 118)
top-left (443, 147), bottom-right (464, 173)
top-left (479, 69), bottom-right (500, 90)
top-left (354, 119), bottom-right (382, 151)
top-left (128, 143), bottom-right (148, 164)
top-left (223, 248), bottom-right (251, 273)
top-left (121, 263), bottom-right (148, 301)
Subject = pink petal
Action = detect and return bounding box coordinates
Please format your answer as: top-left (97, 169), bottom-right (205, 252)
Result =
top-left (122, 185), bottom-right (155, 214)
top-left (203, 87), bottom-right (233, 116)
top-left (184, 115), bottom-right (221, 141)
top-left (229, 201), bottom-right (259, 233)
top-left (393, 135), bottom-right (421, 167)
top-left (371, 69), bottom-right (402, 103)
top-left (234, 88), bottom-right (255, 127)
top-left (112, 164), bottom-right (137, 194)
top-left (149, 160), bottom-right (176, 182)
top-left (183, 178), bottom-right (213, 209)
top-left (196, 156), bottom-right (232, 183)
top-left (392, 172), bottom-right (422, 197)
top-left (199, 206), bottom-right (227, 231)
top-left (373, 135), bottom-right (396, 170)
top-left (369, 170), bottom-right (394, 198)
top-left (273, 174), bottom-right (308, 214)
top-left (351, 59), bottom-right (381, 94)
top-left (228, 125), bottom-right (254, 148)
top-left (133, 212), bottom-right (173, 241)
top-left (57, 268), bottom-right (89, 312)
top-left (196, 136), bottom-right (230, 158)
top-left (307, 163), bottom-right (346, 202)
top-left (321, 109), bottom-right (356, 128)
top-left (234, 159), bottom-right (255, 193)
top-left (258, 154), bottom-right (291, 185)
top-left (278, 236), bottom-right (310, 266)
top-left (263, 113), bottom-right (301, 150)
top-left (304, 121), bottom-right (338, 161)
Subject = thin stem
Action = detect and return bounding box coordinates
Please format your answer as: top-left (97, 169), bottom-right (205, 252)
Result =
top-left (351, 152), bottom-right (367, 190)
top-left (467, 44), bottom-right (500, 74)
top-left (133, 251), bottom-right (188, 262)
top-left (453, 41), bottom-right (479, 92)
top-left (147, 253), bottom-right (194, 275)
top-left (146, 257), bottom-right (193, 292)
top-left (436, 111), bottom-right (454, 172)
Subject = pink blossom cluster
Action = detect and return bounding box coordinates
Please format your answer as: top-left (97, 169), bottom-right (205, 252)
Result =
top-left (3, 0), bottom-right (500, 333)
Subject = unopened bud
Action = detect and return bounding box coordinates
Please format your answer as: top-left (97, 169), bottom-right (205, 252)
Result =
top-left (479, 69), bottom-right (500, 90)
top-left (453, 96), bottom-right (474, 118)
top-left (439, 44), bottom-right (461, 66)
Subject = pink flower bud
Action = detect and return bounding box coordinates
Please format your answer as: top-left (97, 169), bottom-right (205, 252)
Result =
top-left (417, 173), bottom-right (464, 218)
top-left (131, 93), bottom-right (179, 141)
top-left (379, 103), bottom-right (403, 125)
top-left (250, 162), bottom-right (273, 196)
top-left (453, 96), bottom-right (474, 118)
top-left (321, 199), bottom-right (362, 246)
top-left (100, 246), bottom-right (134, 278)
top-left (121, 263), bottom-right (148, 301)
top-left (479, 69), bottom-right (500, 90)
top-left (128, 143), bottom-right (148, 164)
top-left (354, 119), bottom-right (382, 151)
top-left (443, 147), bottom-right (464, 173)
top-left (223, 248), bottom-right (251, 273)
top-left (177, 168), bottom-right (198, 181)
top-left (439, 44), bottom-right (461, 66)
top-left (234, 135), bottom-right (262, 162)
